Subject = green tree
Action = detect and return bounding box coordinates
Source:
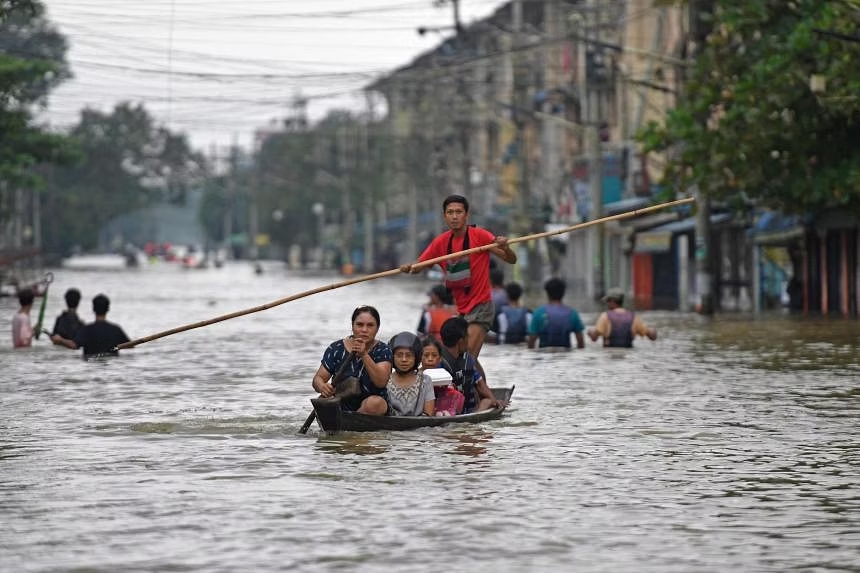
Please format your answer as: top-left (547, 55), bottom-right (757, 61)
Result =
top-left (0, 0), bottom-right (75, 222)
top-left (43, 102), bottom-right (206, 253)
top-left (639, 0), bottom-right (860, 213)
top-left (201, 109), bottom-right (397, 261)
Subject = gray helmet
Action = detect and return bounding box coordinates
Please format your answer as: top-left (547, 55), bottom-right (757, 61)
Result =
top-left (388, 331), bottom-right (423, 370)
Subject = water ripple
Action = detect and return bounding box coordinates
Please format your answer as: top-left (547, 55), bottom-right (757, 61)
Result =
top-left (1, 265), bottom-right (859, 571)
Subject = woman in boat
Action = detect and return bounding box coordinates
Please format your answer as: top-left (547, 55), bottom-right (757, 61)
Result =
top-left (310, 305), bottom-right (391, 415)
top-left (386, 332), bottom-right (435, 416)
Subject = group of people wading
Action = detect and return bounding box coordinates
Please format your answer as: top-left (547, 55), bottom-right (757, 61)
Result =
top-left (11, 286), bottom-right (130, 358)
top-left (311, 194), bottom-right (658, 418)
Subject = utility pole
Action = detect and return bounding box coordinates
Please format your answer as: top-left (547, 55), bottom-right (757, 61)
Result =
top-left (585, 0), bottom-right (605, 301)
top-left (511, 0), bottom-right (535, 291)
top-left (248, 160), bottom-right (259, 262)
top-left (338, 125), bottom-right (355, 274)
top-left (361, 107), bottom-right (374, 273)
top-left (224, 143), bottom-right (237, 260)
top-left (690, 0), bottom-right (715, 314)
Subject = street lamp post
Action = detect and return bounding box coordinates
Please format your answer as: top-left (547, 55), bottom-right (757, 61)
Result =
top-left (312, 202), bottom-right (324, 267)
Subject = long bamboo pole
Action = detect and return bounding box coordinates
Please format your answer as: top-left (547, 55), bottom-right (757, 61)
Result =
top-left (118, 197), bottom-right (694, 349)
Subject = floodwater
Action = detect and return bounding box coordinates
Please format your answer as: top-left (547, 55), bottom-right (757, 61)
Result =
top-left (2, 263), bottom-right (859, 572)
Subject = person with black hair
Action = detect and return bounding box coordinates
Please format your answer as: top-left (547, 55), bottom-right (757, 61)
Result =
top-left (490, 267), bottom-right (509, 311)
top-left (12, 287), bottom-right (35, 348)
top-left (496, 282), bottom-right (532, 345)
top-left (416, 284), bottom-right (458, 340)
top-left (310, 305), bottom-right (392, 415)
top-left (400, 194), bottom-right (517, 379)
top-left (587, 287), bottom-right (656, 347)
top-left (73, 294), bottom-right (130, 358)
top-left (438, 317), bottom-right (505, 412)
top-left (527, 277), bottom-right (585, 349)
top-left (50, 288), bottom-right (84, 349)
top-left (386, 332), bottom-right (435, 416)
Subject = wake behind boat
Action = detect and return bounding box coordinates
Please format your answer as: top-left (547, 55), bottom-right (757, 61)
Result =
top-left (309, 386), bottom-right (514, 434)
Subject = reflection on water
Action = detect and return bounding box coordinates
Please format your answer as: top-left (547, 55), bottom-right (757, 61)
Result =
top-left (315, 434), bottom-right (390, 457)
top-left (1, 264), bottom-right (859, 572)
top-left (695, 315), bottom-right (860, 372)
top-left (440, 428), bottom-right (495, 459)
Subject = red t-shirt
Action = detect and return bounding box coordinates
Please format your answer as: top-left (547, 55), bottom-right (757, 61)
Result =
top-left (418, 226), bottom-right (495, 314)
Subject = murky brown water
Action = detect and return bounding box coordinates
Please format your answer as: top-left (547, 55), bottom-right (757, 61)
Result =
top-left (2, 263), bottom-right (859, 572)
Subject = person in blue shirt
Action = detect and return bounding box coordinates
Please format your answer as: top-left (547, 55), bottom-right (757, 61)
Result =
top-left (495, 281), bottom-right (532, 344)
top-left (527, 277), bottom-right (585, 349)
top-left (311, 305), bottom-right (392, 415)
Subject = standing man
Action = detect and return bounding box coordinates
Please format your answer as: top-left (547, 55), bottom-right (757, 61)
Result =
top-left (74, 294), bottom-right (130, 359)
top-left (496, 282), bottom-right (532, 345)
top-left (11, 287), bottom-right (35, 348)
top-left (50, 287), bottom-right (84, 349)
top-left (587, 287), bottom-right (657, 347)
top-left (489, 267), bottom-right (509, 311)
top-left (527, 277), bottom-right (585, 349)
top-left (400, 194), bottom-right (517, 372)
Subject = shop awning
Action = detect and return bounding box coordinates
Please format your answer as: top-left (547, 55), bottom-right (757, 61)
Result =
top-left (602, 197), bottom-right (685, 235)
top-left (604, 197), bottom-right (651, 216)
top-left (374, 211), bottom-right (438, 233)
top-left (633, 213), bottom-right (732, 253)
top-left (751, 211), bottom-right (806, 245)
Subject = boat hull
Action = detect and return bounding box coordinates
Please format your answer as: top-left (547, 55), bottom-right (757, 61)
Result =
top-left (310, 386), bottom-right (514, 433)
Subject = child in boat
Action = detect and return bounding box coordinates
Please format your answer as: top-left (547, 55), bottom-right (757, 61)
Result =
top-left (420, 335), bottom-right (463, 416)
top-left (439, 317), bottom-right (505, 413)
top-left (420, 335), bottom-right (462, 416)
top-left (385, 332), bottom-right (435, 416)
top-left (419, 335), bottom-right (444, 371)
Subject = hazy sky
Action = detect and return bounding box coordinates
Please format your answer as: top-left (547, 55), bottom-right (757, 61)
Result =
top-left (37, 0), bottom-right (504, 155)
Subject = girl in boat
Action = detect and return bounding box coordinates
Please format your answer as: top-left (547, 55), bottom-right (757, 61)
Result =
top-left (420, 335), bottom-right (465, 416)
top-left (386, 332), bottom-right (435, 417)
top-left (419, 335), bottom-right (444, 372)
top-left (310, 305), bottom-right (391, 415)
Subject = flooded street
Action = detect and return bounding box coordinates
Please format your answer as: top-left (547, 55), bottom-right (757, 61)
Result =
top-left (2, 263), bottom-right (859, 572)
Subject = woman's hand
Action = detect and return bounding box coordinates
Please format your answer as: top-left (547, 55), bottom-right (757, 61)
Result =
top-left (313, 376), bottom-right (335, 398)
top-left (345, 336), bottom-right (369, 357)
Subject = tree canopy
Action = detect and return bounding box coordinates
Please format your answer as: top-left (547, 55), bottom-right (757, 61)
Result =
top-left (200, 110), bottom-right (394, 259)
top-left (639, 0), bottom-right (860, 214)
top-left (0, 0), bottom-right (75, 198)
top-left (42, 102), bottom-right (206, 253)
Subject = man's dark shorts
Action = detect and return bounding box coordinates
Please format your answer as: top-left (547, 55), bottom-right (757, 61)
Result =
top-left (462, 301), bottom-right (494, 331)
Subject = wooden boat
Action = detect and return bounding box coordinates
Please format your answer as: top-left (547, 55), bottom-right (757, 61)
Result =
top-left (310, 386), bottom-right (514, 434)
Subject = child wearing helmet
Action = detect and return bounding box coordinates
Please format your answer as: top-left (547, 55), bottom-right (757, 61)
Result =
top-left (386, 331), bottom-right (436, 416)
